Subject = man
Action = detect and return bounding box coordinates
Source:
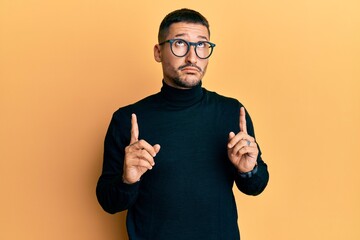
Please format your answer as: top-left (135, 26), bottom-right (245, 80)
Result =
top-left (96, 8), bottom-right (269, 239)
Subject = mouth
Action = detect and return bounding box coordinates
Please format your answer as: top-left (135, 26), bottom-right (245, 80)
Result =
top-left (179, 65), bottom-right (202, 73)
top-left (182, 67), bottom-right (199, 73)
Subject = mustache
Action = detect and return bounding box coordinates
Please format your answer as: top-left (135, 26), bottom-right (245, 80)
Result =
top-left (178, 64), bottom-right (202, 72)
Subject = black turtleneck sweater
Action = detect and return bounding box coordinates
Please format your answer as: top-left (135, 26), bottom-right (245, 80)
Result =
top-left (96, 81), bottom-right (269, 240)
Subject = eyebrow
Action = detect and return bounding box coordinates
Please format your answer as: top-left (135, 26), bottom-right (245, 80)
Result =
top-left (174, 33), bottom-right (208, 41)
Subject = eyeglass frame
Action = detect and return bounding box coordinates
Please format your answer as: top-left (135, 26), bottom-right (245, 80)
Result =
top-left (158, 38), bottom-right (216, 59)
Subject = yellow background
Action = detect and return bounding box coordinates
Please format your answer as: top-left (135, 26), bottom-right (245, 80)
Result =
top-left (1, 0), bottom-right (359, 239)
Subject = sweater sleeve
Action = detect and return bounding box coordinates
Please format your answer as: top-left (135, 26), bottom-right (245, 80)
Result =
top-left (96, 111), bottom-right (140, 214)
top-left (234, 107), bottom-right (269, 196)
top-left (234, 154), bottom-right (269, 196)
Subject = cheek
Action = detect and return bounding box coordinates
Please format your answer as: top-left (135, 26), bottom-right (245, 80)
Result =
top-left (199, 60), bottom-right (209, 72)
top-left (163, 57), bottom-right (183, 70)
top-left (161, 61), bottom-right (178, 77)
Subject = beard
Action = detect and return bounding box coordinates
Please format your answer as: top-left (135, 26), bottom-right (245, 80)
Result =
top-left (172, 76), bottom-right (202, 88)
top-left (170, 64), bottom-right (207, 88)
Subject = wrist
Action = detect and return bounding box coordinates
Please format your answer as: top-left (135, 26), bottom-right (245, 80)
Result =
top-left (238, 164), bottom-right (258, 178)
top-left (122, 175), bottom-right (140, 184)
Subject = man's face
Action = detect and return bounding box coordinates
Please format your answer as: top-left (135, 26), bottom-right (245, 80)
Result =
top-left (154, 22), bottom-right (210, 89)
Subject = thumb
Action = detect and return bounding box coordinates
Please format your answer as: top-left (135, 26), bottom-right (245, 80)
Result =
top-left (153, 144), bottom-right (161, 155)
top-left (228, 132), bottom-right (236, 148)
top-left (228, 132), bottom-right (236, 139)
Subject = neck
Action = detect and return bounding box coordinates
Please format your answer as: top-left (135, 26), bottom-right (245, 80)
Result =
top-left (160, 80), bottom-right (204, 107)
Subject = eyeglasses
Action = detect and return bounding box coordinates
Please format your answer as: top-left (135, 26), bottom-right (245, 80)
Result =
top-left (159, 38), bottom-right (216, 59)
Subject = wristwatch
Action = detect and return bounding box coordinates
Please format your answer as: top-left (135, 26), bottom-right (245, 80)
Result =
top-left (238, 164), bottom-right (258, 178)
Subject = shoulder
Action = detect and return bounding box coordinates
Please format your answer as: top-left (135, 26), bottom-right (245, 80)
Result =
top-left (107, 92), bottom-right (160, 138)
top-left (203, 88), bottom-right (244, 108)
top-left (202, 88), bottom-right (257, 131)
top-left (112, 92), bottom-right (160, 117)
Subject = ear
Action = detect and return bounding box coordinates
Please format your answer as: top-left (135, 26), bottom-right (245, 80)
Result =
top-left (154, 44), bottom-right (162, 62)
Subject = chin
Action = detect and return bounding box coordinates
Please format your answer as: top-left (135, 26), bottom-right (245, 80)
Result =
top-left (174, 77), bottom-right (201, 88)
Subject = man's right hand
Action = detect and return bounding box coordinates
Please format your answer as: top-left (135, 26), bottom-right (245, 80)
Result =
top-left (122, 113), bottom-right (161, 184)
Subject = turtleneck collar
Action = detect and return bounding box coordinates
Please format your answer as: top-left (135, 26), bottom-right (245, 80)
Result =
top-left (160, 80), bottom-right (204, 107)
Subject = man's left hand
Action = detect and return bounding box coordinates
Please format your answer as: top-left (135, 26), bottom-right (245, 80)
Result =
top-left (227, 107), bottom-right (259, 173)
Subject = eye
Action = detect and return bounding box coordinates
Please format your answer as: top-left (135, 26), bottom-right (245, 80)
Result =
top-left (196, 42), bottom-right (206, 48)
top-left (174, 39), bottom-right (186, 47)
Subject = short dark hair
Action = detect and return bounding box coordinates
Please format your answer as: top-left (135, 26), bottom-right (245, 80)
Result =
top-left (158, 8), bottom-right (210, 43)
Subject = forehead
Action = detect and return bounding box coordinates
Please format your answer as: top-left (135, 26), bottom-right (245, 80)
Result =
top-left (167, 22), bottom-right (209, 40)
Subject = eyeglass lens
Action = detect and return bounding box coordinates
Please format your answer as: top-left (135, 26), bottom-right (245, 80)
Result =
top-left (170, 39), bottom-right (213, 59)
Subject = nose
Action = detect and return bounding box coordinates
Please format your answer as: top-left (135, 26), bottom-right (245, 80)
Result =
top-left (185, 45), bottom-right (198, 64)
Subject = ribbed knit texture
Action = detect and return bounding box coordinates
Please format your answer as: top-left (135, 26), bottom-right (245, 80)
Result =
top-left (96, 81), bottom-right (269, 240)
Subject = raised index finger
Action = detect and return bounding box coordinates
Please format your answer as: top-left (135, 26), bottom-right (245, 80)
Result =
top-left (239, 107), bottom-right (248, 134)
top-left (130, 113), bottom-right (139, 144)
